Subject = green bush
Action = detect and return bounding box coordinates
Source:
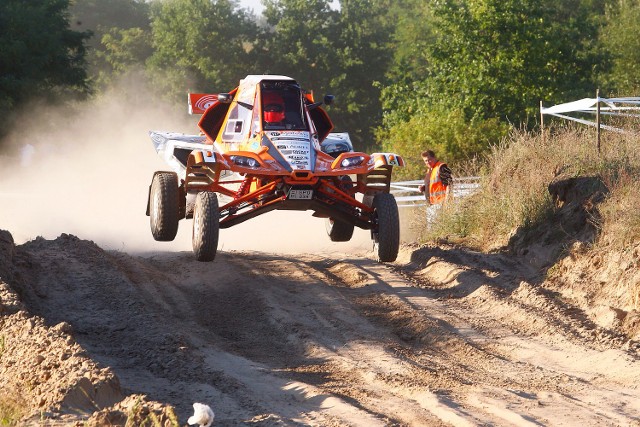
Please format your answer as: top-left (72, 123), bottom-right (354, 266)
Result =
top-left (380, 106), bottom-right (508, 181)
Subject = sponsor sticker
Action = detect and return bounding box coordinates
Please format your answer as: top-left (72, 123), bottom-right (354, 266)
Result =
top-left (196, 96), bottom-right (216, 111)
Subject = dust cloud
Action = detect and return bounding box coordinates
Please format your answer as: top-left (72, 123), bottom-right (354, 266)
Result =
top-left (0, 77), bottom-right (375, 256)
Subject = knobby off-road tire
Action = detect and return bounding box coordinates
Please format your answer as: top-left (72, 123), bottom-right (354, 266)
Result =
top-left (325, 175), bottom-right (355, 242)
top-left (372, 193), bottom-right (400, 262)
top-left (325, 218), bottom-right (355, 242)
top-left (150, 172), bottom-right (180, 241)
top-left (192, 191), bottom-right (219, 262)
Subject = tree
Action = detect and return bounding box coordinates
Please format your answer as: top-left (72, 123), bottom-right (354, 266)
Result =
top-left (69, 0), bottom-right (151, 89)
top-left (599, 0), bottom-right (640, 94)
top-left (421, 0), bottom-right (606, 123)
top-left (260, 0), bottom-right (394, 150)
top-left (384, 0), bottom-right (436, 86)
top-left (260, 0), bottom-right (339, 88)
top-left (147, 0), bottom-right (260, 99)
top-left (69, 0), bottom-right (150, 50)
top-left (93, 27), bottom-right (153, 87)
top-left (329, 0), bottom-right (395, 150)
top-left (0, 0), bottom-right (90, 135)
top-left (378, 0), bottom-right (608, 167)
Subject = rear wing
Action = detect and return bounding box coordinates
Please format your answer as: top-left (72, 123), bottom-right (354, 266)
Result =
top-left (188, 93), bottom-right (218, 115)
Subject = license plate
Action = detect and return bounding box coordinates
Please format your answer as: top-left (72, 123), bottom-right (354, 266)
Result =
top-left (289, 189), bottom-right (313, 200)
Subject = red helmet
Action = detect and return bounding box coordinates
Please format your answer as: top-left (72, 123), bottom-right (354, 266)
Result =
top-left (263, 92), bottom-right (285, 123)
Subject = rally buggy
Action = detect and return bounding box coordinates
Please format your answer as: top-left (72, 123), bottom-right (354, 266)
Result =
top-left (146, 75), bottom-right (405, 262)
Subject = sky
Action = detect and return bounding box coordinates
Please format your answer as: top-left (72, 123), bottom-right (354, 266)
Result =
top-left (239, 0), bottom-right (265, 15)
top-left (238, 0), bottom-right (340, 16)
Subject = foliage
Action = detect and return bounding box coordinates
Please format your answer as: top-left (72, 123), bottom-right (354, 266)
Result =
top-left (261, 0), bottom-right (339, 84)
top-left (328, 0), bottom-right (395, 150)
top-left (0, 0), bottom-right (635, 164)
top-left (384, 0), bottom-right (436, 86)
top-left (429, 0), bottom-right (605, 123)
top-left (260, 0), bottom-right (394, 150)
top-left (69, 0), bottom-right (150, 49)
top-left (70, 0), bottom-right (152, 89)
top-left (259, 1), bottom-right (341, 135)
top-left (380, 105), bottom-right (509, 180)
top-left (92, 27), bottom-right (153, 87)
top-left (599, 0), bottom-right (640, 94)
top-left (378, 0), bottom-right (609, 173)
top-left (0, 0), bottom-right (90, 135)
top-left (147, 0), bottom-right (260, 99)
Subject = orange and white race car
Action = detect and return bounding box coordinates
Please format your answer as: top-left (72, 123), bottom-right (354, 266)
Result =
top-left (146, 75), bottom-right (404, 262)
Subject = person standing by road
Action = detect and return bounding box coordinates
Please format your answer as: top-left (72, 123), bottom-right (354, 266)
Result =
top-left (418, 150), bottom-right (453, 205)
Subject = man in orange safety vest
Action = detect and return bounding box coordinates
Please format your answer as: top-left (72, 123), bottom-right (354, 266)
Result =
top-left (418, 150), bottom-right (453, 205)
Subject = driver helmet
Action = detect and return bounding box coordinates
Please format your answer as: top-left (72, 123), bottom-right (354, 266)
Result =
top-left (263, 92), bottom-right (285, 123)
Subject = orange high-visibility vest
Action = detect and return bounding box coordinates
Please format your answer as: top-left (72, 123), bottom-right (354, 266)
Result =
top-left (429, 161), bottom-right (448, 205)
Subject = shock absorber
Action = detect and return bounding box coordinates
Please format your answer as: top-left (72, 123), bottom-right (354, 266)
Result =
top-left (236, 176), bottom-right (253, 197)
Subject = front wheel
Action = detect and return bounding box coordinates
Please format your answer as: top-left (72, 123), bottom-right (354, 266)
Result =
top-left (192, 192), bottom-right (219, 262)
top-left (372, 193), bottom-right (400, 262)
top-left (149, 172), bottom-right (179, 241)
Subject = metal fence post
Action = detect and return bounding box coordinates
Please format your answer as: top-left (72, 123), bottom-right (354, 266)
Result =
top-left (540, 100), bottom-right (545, 144)
top-left (596, 89), bottom-right (601, 154)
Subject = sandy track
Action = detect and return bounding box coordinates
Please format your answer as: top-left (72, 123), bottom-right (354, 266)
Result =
top-left (7, 234), bottom-right (640, 426)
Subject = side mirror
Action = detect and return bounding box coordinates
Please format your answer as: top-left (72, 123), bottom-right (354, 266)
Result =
top-left (217, 93), bottom-right (232, 104)
top-left (323, 95), bottom-right (334, 106)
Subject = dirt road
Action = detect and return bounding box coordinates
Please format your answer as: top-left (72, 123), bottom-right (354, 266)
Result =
top-left (3, 232), bottom-right (638, 426)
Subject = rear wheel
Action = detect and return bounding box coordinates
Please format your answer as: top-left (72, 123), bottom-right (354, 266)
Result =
top-left (325, 218), bottom-right (355, 242)
top-left (325, 175), bottom-right (355, 242)
top-left (150, 172), bottom-right (179, 241)
top-left (372, 193), bottom-right (400, 262)
top-left (192, 192), bottom-right (219, 262)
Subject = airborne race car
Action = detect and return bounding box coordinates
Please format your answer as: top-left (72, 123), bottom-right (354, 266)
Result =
top-left (146, 75), bottom-right (405, 262)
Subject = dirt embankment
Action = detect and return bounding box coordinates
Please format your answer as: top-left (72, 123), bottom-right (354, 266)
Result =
top-left (507, 174), bottom-right (640, 338)
top-left (1, 212), bottom-right (640, 426)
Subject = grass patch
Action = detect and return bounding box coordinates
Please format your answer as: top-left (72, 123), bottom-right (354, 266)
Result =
top-left (0, 392), bottom-right (27, 426)
top-left (124, 397), bottom-right (180, 427)
top-left (418, 126), bottom-right (640, 252)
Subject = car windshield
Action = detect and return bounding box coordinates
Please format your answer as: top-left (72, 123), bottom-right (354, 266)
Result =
top-left (261, 82), bottom-right (307, 131)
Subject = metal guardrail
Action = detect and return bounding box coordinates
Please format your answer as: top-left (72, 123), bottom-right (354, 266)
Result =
top-left (391, 176), bottom-right (481, 207)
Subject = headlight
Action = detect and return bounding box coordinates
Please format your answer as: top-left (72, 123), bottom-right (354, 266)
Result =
top-left (230, 155), bottom-right (259, 168)
top-left (340, 156), bottom-right (365, 168)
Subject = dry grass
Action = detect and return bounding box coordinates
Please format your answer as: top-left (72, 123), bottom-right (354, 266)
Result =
top-left (123, 397), bottom-right (180, 427)
top-left (419, 125), bottom-right (640, 252)
top-left (0, 392), bottom-right (26, 426)
top-left (596, 136), bottom-right (640, 249)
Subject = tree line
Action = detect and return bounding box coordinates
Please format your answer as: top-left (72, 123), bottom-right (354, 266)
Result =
top-left (2, 0), bottom-right (639, 177)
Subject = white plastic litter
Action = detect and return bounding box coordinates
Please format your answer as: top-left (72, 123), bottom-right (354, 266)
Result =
top-left (187, 402), bottom-right (215, 427)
